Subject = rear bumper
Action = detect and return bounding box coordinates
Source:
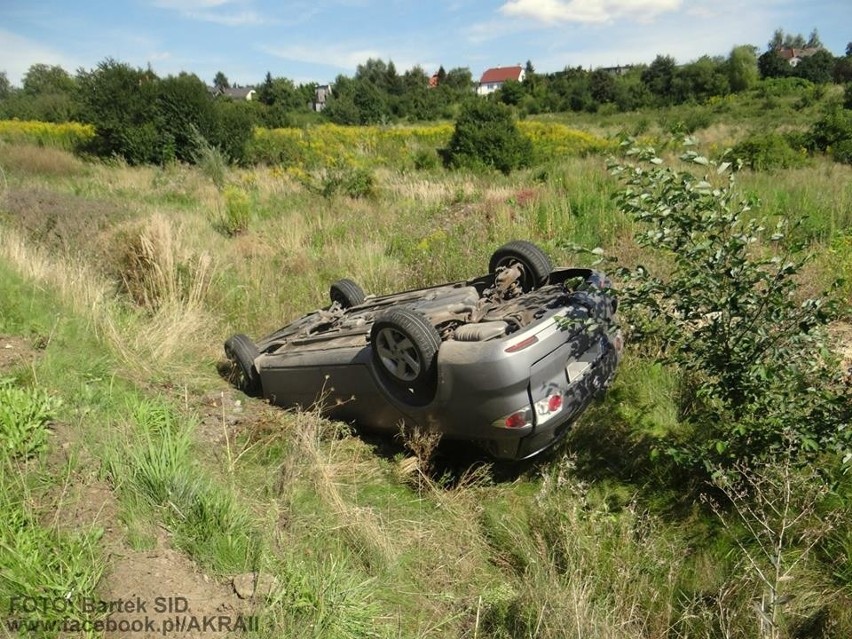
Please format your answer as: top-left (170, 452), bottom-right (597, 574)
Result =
top-left (411, 317), bottom-right (622, 460)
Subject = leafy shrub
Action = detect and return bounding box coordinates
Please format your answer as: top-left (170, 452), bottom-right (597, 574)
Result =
top-left (443, 100), bottom-right (533, 174)
top-left (807, 106), bottom-right (852, 164)
top-left (731, 131), bottom-right (807, 170)
top-left (610, 141), bottom-right (849, 473)
top-left (316, 165), bottom-right (376, 199)
top-left (0, 379), bottom-right (60, 459)
top-left (832, 138), bottom-right (852, 164)
top-left (412, 148), bottom-right (439, 170)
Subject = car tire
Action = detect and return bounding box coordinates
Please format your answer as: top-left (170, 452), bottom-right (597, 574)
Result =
top-left (371, 308), bottom-right (441, 394)
top-left (224, 333), bottom-right (262, 397)
top-left (330, 278), bottom-right (366, 308)
top-left (489, 240), bottom-right (552, 291)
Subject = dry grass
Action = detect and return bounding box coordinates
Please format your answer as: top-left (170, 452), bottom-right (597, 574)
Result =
top-left (0, 143), bottom-right (86, 178)
top-left (112, 213), bottom-right (215, 312)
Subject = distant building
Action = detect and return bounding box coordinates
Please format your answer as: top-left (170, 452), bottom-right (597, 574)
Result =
top-left (597, 64), bottom-right (634, 76)
top-left (313, 84), bottom-right (332, 112)
top-left (210, 86), bottom-right (256, 100)
top-left (476, 65), bottom-right (525, 96)
top-left (775, 46), bottom-right (821, 67)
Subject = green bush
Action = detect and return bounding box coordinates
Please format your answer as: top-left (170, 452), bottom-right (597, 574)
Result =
top-left (731, 131), bottom-right (807, 170)
top-left (443, 99), bottom-right (533, 174)
top-left (412, 148), bottom-right (439, 171)
top-left (832, 138), bottom-right (852, 164)
top-left (610, 141), bottom-right (849, 473)
top-left (808, 106), bottom-right (852, 163)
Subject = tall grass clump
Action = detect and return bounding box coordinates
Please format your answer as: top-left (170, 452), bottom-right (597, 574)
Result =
top-left (190, 125), bottom-right (228, 190)
top-left (215, 185), bottom-right (253, 235)
top-left (478, 456), bottom-right (691, 639)
top-left (106, 398), bottom-right (262, 573)
top-left (113, 213), bottom-right (215, 311)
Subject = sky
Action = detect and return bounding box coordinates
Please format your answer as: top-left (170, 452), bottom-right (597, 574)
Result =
top-left (1, 0), bottom-right (850, 88)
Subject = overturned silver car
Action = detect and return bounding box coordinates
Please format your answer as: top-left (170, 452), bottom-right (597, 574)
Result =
top-left (225, 240), bottom-right (623, 460)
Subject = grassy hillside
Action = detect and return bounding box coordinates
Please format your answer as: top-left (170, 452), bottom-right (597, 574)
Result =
top-left (0, 104), bottom-right (850, 638)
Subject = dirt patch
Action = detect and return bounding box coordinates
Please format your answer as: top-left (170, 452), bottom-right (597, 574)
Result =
top-left (100, 532), bottom-right (249, 639)
top-left (42, 418), bottom-right (252, 639)
top-left (1, 187), bottom-right (134, 257)
top-left (0, 335), bottom-right (40, 374)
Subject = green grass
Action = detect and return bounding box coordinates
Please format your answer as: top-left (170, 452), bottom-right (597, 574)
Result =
top-left (0, 112), bottom-right (849, 638)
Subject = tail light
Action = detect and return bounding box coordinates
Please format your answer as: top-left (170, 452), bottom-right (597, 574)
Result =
top-left (494, 408), bottom-right (533, 429)
top-left (493, 392), bottom-right (565, 430)
top-left (534, 392), bottom-right (564, 424)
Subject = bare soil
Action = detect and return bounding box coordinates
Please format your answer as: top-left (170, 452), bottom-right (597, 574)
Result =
top-left (1, 187), bottom-right (133, 257)
top-left (0, 335), bottom-right (39, 373)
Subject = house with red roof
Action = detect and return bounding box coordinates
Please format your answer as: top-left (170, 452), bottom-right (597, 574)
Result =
top-left (477, 65), bottom-right (525, 96)
top-left (775, 46), bottom-right (821, 67)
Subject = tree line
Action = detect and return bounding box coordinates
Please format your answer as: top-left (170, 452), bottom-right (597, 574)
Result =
top-left (0, 28), bottom-right (849, 165)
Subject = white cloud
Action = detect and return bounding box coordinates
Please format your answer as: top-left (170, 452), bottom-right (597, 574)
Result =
top-left (152, 0), bottom-right (267, 25)
top-left (186, 9), bottom-right (265, 25)
top-left (263, 44), bottom-right (382, 69)
top-left (500, 0), bottom-right (682, 24)
top-left (152, 0), bottom-right (235, 9)
top-left (0, 29), bottom-right (79, 85)
top-left (261, 42), bottom-right (434, 74)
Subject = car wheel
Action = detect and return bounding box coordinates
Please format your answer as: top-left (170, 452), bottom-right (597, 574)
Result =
top-left (224, 333), bottom-right (262, 396)
top-left (488, 240), bottom-right (552, 291)
top-left (371, 308), bottom-right (441, 393)
top-left (330, 278), bottom-right (366, 308)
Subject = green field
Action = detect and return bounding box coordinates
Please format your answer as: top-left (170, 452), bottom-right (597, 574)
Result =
top-left (0, 100), bottom-right (850, 638)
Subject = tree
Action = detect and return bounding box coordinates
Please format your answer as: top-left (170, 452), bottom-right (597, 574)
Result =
top-left (796, 49), bottom-right (835, 84)
top-left (442, 67), bottom-right (473, 92)
top-left (498, 79), bottom-right (525, 106)
top-left (436, 66), bottom-right (447, 85)
top-left (589, 69), bottom-right (616, 104)
top-left (22, 64), bottom-right (75, 96)
top-left (213, 71), bottom-right (230, 91)
top-left (443, 99), bottom-right (532, 174)
top-left (641, 55), bottom-right (677, 104)
top-left (758, 50), bottom-right (790, 79)
top-left (0, 72), bottom-right (10, 100)
top-left (835, 57), bottom-right (852, 84)
top-left (156, 72), bottom-right (217, 163)
top-left (771, 29), bottom-right (806, 49)
top-left (258, 72), bottom-right (274, 105)
top-left (674, 56), bottom-right (728, 102)
top-left (847, 42), bottom-right (852, 57)
top-left (806, 28), bottom-right (822, 49)
top-left (76, 59), bottom-right (160, 164)
top-left (727, 45), bottom-right (759, 92)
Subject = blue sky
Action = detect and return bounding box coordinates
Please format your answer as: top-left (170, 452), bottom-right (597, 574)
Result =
top-left (1, 0), bottom-right (850, 87)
